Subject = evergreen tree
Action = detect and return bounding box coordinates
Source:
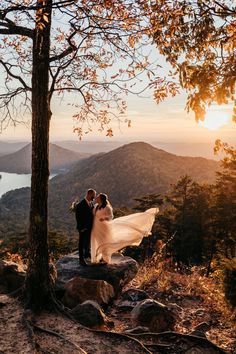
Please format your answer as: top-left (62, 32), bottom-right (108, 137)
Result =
top-left (162, 176), bottom-right (211, 265)
top-left (214, 141), bottom-right (236, 307)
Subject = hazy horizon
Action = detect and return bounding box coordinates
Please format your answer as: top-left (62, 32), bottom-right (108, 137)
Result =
top-left (0, 92), bottom-right (235, 145)
top-left (0, 137), bottom-right (229, 161)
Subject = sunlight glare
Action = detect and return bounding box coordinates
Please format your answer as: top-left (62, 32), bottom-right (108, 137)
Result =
top-left (199, 108), bottom-right (230, 130)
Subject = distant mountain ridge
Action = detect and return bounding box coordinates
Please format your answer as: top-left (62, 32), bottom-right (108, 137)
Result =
top-left (50, 141), bottom-right (219, 207)
top-left (0, 139), bottom-right (223, 160)
top-left (0, 142), bottom-right (220, 236)
top-left (0, 143), bottom-right (90, 173)
top-left (0, 141), bottom-right (28, 156)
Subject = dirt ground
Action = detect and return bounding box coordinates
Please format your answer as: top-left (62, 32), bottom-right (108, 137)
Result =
top-left (0, 289), bottom-right (235, 354)
top-left (0, 263), bottom-right (236, 354)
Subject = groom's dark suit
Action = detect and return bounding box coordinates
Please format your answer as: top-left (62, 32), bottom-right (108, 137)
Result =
top-left (75, 198), bottom-right (94, 263)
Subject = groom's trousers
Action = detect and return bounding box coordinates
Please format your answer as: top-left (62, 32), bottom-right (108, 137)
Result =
top-left (78, 229), bottom-right (91, 260)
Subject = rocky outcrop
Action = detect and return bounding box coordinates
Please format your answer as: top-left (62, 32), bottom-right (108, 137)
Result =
top-left (56, 252), bottom-right (139, 294)
top-left (62, 277), bottom-right (114, 308)
top-left (131, 299), bottom-right (176, 332)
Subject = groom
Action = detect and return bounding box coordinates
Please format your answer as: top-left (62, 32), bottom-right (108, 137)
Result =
top-left (75, 188), bottom-right (96, 266)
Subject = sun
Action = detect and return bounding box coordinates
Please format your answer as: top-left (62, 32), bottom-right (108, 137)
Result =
top-left (199, 107), bottom-right (230, 131)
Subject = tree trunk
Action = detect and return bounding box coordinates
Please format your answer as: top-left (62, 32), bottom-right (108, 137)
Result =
top-left (24, 0), bottom-right (53, 311)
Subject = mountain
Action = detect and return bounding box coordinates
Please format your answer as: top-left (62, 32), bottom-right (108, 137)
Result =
top-left (0, 143), bottom-right (90, 173)
top-left (0, 141), bottom-right (28, 156)
top-left (51, 141), bottom-right (219, 206)
top-left (55, 140), bottom-right (124, 154)
top-left (55, 140), bottom-right (221, 160)
top-left (0, 142), bottom-right (219, 237)
top-left (0, 139), bottom-right (229, 160)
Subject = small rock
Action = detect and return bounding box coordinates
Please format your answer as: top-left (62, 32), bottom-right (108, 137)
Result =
top-left (71, 300), bottom-right (106, 328)
top-left (116, 300), bottom-right (136, 312)
top-left (131, 299), bottom-right (176, 332)
top-left (63, 277), bottom-right (114, 308)
top-left (121, 288), bottom-right (149, 302)
top-left (193, 308), bottom-right (206, 317)
top-left (115, 288), bottom-right (150, 312)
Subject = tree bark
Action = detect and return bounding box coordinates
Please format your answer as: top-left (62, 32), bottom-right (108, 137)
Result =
top-left (24, 0), bottom-right (53, 311)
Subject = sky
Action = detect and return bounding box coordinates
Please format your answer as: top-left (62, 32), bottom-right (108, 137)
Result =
top-left (0, 34), bottom-right (235, 146)
top-left (1, 89), bottom-right (235, 145)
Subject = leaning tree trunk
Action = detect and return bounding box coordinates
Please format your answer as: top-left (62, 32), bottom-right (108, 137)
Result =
top-left (24, 0), bottom-right (53, 311)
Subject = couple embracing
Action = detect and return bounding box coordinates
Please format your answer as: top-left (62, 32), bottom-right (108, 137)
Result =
top-left (75, 188), bottom-right (158, 266)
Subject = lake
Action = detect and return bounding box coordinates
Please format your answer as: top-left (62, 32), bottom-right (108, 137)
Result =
top-left (0, 172), bottom-right (56, 198)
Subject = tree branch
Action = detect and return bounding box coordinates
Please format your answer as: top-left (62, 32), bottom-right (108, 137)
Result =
top-left (0, 20), bottom-right (33, 38)
top-left (0, 60), bottom-right (31, 91)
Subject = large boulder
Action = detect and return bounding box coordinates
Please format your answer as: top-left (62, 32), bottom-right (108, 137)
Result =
top-left (131, 299), bottom-right (176, 332)
top-left (71, 300), bottom-right (107, 329)
top-left (56, 252), bottom-right (138, 295)
top-left (62, 277), bottom-right (114, 308)
top-left (0, 260), bottom-right (26, 292)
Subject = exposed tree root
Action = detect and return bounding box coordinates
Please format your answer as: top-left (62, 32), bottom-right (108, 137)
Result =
top-left (125, 331), bottom-right (227, 354)
top-left (24, 295), bottom-right (152, 354)
top-left (18, 284), bottom-right (227, 354)
top-left (21, 304), bottom-right (87, 354)
top-left (21, 309), bottom-right (37, 353)
top-left (82, 328), bottom-right (152, 353)
top-left (33, 324), bottom-right (87, 353)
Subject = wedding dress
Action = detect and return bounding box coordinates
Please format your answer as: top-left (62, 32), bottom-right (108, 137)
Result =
top-left (91, 206), bottom-right (158, 264)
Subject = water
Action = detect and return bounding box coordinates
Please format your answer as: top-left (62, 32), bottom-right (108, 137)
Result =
top-left (0, 172), bottom-right (56, 198)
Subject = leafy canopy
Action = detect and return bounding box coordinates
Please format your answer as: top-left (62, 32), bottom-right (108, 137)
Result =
top-left (151, 0), bottom-right (236, 122)
top-left (0, 0), bottom-right (178, 138)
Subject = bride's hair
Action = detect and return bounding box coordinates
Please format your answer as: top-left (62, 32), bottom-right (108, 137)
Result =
top-left (98, 193), bottom-right (110, 209)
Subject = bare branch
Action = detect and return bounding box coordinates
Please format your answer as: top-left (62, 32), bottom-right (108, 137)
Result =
top-left (0, 60), bottom-right (31, 91)
top-left (49, 29), bottom-right (77, 62)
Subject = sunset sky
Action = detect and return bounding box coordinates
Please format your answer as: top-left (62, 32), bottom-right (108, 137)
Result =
top-left (1, 89), bottom-right (235, 145)
top-left (0, 40), bottom-right (235, 145)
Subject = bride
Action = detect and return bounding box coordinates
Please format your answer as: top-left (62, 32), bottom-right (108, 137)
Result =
top-left (91, 193), bottom-right (158, 264)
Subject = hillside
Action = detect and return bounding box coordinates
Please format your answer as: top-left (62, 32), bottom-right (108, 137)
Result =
top-left (0, 143), bottom-right (90, 173)
top-left (0, 141), bottom-right (28, 156)
top-left (0, 142), bottom-right (219, 237)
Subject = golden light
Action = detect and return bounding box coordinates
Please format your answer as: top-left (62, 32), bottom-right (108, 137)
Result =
top-left (199, 107), bottom-right (230, 130)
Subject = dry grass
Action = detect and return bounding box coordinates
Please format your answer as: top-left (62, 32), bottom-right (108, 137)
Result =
top-left (127, 254), bottom-right (236, 353)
